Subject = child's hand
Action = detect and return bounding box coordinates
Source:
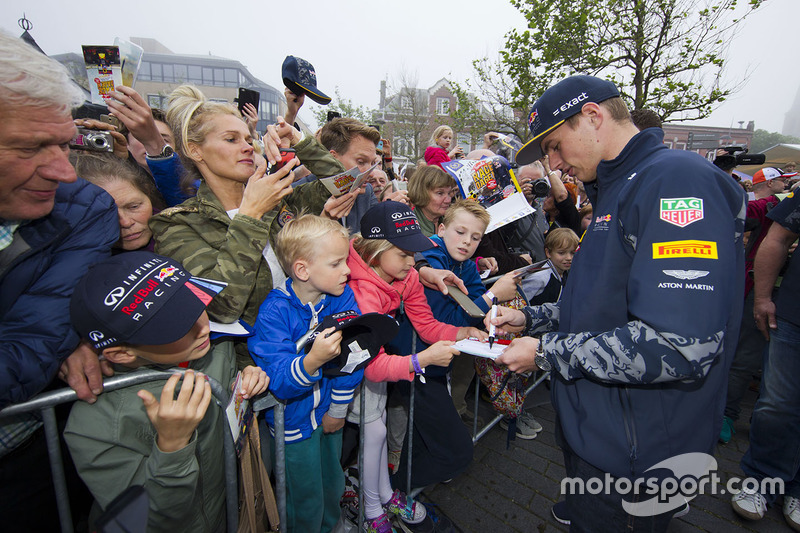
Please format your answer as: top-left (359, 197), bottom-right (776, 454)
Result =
top-left (308, 327), bottom-right (343, 365)
top-left (457, 327), bottom-right (488, 341)
top-left (138, 370), bottom-right (212, 453)
top-left (477, 257), bottom-right (499, 275)
top-left (417, 341), bottom-right (459, 368)
top-left (488, 272), bottom-right (519, 303)
top-left (239, 366), bottom-right (269, 399)
top-left (321, 413), bottom-right (345, 434)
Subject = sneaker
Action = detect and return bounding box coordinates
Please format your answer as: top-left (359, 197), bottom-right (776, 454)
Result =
top-left (784, 496), bottom-right (800, 531)
top-left (519, 411), bottom-right (543, 433)
top-left (719, 416), bottom-right (735, 444)
top-left (384, 489), bottom-right (426, 525)
top-left (732, 487), bottom-right (767, 521)
top-left (459, 410), bottom-right (485, 429)
top-left (499, 416), bottom-right (538, 440)
top-left (421, 503), bottom-right (454, 533)
top-left (363, 513), bottom-right (396, 533)
top-left (551, 500), bottom-right (570, 525)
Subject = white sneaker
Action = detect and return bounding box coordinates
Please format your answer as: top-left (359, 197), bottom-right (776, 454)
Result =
top-left (518, 411), bottom-right (543, 433)
top-left (731, 487), bottom-right (767, 521)
top-left (784, 496), bottom-right (800, 531)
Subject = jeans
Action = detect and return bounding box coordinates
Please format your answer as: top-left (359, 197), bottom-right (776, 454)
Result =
top-left (724, 290), bottom-right (767, 421)
top-left (740, 318), bottom-right (800, 504)
top-left (561, 440), bottom-right (674, 532)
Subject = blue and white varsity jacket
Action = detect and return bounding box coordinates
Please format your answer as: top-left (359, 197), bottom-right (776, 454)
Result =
top-left (248, 279), bottom-right (364, 442)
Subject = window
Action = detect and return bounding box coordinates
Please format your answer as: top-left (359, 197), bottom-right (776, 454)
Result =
top-left (174, 64), bottom-right (188, 82)
top-left (214, 68), bottom-right (225, 87)
top-left (203, 67), bottom-right (213, 85)
top-left (400, 96), bottom-right (412, 111)
top-left (188, 65), bottom-right (202, 83)
top-left (139, 62), bottom-right (150, 81)
top-left (436, 97), bottom-right (450, 116)
top-left (147, 94), bottom-right (168, 110)
top-left (162, 64), bottom-right (174, 82)
top-left (225, 69), bottom-right (238, 86)
top-left (150, 63), bottom-right (162, 81)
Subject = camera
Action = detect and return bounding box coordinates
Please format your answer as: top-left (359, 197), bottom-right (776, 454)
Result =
top-left (531, 178), bottom-right (550, 197)
top-left (70, 128), bottom-right (114, 153)
top-left (713, 146), bottom-right (766, 171)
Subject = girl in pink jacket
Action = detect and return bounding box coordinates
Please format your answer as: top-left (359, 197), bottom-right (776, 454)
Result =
top-left (345, 202), bottom-right (484, 532)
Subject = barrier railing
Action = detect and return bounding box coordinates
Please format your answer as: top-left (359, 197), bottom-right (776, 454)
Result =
top-left (0, 369), bottom-right (239, 533)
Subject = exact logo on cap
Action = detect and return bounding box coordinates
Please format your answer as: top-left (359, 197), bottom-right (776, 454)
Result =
top-left (102, 258), bottom-right (186, 322)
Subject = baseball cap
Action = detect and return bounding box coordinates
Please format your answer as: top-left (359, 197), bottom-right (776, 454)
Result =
top-left (360, 201), bottom-right (434, 252)
top-left (70, 252), bottom-right (222, 350)
top-left (282, 55), bottom-right (331, 105)
top-left (752, 167), bottom-right (793, 184)
top-left (302, 311), bottom-right (399, 376)
top-left (516, 75), bottom-right (621, 165)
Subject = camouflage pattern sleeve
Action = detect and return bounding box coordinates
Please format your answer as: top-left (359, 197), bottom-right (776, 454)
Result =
top-left (541, 323), bottom-right (724, 383)
top-left (150, 201), bottom-right (274, 324)
top-left (293, 134), bottom-right (346, 180)
top-left (523, 303), bottom-right (560, 336)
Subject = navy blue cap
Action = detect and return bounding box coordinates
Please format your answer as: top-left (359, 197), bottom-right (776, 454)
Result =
top-left (516, 75), bottom-right (621, 165)
top-left (303, 311), bottom-right (399, 376)
top-left (282, 55), bottom-right (331, 105)
top-left (70, 252), bottom-right (222, 350)
top-left (360, 201), bottom-right (434, 252)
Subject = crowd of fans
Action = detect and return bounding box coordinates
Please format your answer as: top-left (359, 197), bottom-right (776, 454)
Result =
top-left (2, 26), bottom-right (800, 533)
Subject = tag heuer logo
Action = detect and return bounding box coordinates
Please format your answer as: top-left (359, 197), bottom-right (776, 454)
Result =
top-left (660, 197), bottom-right (704, 228)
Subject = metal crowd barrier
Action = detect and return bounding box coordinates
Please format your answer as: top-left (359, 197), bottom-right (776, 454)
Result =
top-left (0, 368), bottom-right (239, 533)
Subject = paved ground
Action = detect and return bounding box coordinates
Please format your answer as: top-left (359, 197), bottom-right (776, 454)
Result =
top-left (420, 377), bottom-right (792, 532)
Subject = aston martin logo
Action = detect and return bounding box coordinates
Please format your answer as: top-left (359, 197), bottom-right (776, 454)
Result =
top-left (662, 270), bottom-right (710, 280)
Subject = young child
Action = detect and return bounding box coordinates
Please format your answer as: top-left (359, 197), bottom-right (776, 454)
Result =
top-left (423, 125), bottom-right (463, 168)
top-left (421, 199), bottom-right (519, 425)
top-left (520, 227), bottom-right (579, 305)
top-left (247, 214), bottom-right (364, 533)
top-left (346, 201), bottom-right (485, 532)
top-left (65, 252), bottom-right (269, 532)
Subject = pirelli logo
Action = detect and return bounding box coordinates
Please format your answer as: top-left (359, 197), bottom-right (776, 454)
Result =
top-left (652, 240), bottom-right (718, 259)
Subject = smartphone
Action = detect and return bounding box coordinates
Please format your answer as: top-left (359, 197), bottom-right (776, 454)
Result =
top-left (327, 111), bottom-right (341, 122)
top-left (268, 148), bottom-right (296, 174)
top-left (446, 286), bottom-right (485, 318)
top-left (237, 87), bottom-right (260, 115)
top-left (377, 140), bottom-right (384, 151)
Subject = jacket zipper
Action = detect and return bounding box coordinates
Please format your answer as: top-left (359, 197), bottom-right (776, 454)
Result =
top-left (619, 387), bottom-right (638, 475)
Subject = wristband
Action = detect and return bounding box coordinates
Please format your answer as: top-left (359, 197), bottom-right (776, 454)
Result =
top-left (411, 353), bottom-right (424, 374)
top-left (384, 157), bottom-right (393, 162)
top-left (485, 290), bottom-right (495, 302)
top-left (411, 353), bottom-right (426, 383)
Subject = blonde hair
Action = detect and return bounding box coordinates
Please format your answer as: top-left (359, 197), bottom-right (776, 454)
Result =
top-left (166, 85), bottom-right (241, 181)
top-left (351, 234), bottom-right (395, 268)
top-left (545, 228), bottom-right (580, 252)
top-left (407, 166), bottom-right (456, 208)
top-left (275, 214), bottom-right (349, 275)
top-left (429, 125), bottom-right (453, 147)
top-left (442, 199), bottom-right (490, 230)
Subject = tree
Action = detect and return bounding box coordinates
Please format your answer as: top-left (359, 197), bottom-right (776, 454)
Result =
top-left (499, 0), bottom-right (764, 127)
top-left (750, 129), bottom-right (800, 154)
top-left (379, 70), bottom-right (430, 160)
top-left (450, 56), bottom-right (534, 142)
top-left (310, 87), bottom-right (375, 130)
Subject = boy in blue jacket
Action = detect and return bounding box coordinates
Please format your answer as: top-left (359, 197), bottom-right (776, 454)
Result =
top-left (248, 214), bottom-right (363, 533)
top-left (419, 199), bottom-right (519, 426)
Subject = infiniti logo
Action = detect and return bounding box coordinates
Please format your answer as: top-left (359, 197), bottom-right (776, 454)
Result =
top-left (88, 331), bottom-right (104, 341)
top-left (391, 212), bottom-right (404, 220)
top-left (104, 287), bottom-right (125, 306)
top-left (370, 227), bottom-right (382, 234)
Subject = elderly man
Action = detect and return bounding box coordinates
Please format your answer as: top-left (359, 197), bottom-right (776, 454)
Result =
top-left (0, 30), bottom-right (118, 528)
top-left (490, 75), bottom-right (745, 531)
